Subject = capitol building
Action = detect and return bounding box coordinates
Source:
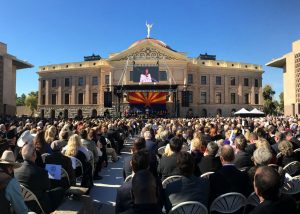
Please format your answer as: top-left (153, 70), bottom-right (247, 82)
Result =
top-left (37, 36), bottom-right (263, 118)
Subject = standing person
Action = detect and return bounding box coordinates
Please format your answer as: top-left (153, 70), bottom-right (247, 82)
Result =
top-left (0, 150), bottom-right (28, 214)
top-left (139, 68), bottom-right (152, 83)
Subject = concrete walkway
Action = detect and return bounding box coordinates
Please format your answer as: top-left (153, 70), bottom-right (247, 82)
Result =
top-left (90, 138), bottom-right (134, 213)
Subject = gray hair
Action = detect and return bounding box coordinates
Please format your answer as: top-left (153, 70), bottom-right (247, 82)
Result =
top-left (22, 143), bottom-right (36, 161)
top-left (253, 148), bottom-right (272, 166)
top-left (207, 142), bottom-right (219, 156)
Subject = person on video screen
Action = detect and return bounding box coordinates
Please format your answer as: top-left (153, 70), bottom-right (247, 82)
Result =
top-left (139, 68), bottom-right (152, 83)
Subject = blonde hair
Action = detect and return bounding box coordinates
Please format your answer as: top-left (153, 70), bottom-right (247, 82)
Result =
top-left (255, 138), bottom-right (271, 150)
top-left (45, 125), bottom-right (57, 144)
top-left (278, 140), bottom-right (294, 156)
top-left (163, 144), bottom-right (173, 157)
top-left (191, 137), bottom-right (202, 151)
top-left (64, 134), bottom-right (81, 157)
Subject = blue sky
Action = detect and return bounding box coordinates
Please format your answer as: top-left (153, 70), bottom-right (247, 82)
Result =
top-left (1, 0), bottom-right (300, 100)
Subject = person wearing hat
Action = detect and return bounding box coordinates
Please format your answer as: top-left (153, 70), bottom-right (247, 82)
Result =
top-left (0, 150), bottom-right (28, 214)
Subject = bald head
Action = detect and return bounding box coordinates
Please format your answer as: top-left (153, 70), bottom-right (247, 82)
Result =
top-left (220, 145), bottom-right (235, 163)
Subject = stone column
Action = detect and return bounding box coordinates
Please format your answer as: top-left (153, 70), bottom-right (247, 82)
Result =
top-left (224, 76), bottom-right (229, 104)
top-left (45, 79), bottom-right (49, 105)
top-left (238, 76), bottom-right (243, 104)
top-left (57, 78), bottom-right (62, 105)
top-left (71, 77), bottom-right (76, 105)
top-left (251, 78), bottom-right (255, 104)
top-left (85, 76), bottom-right (90, 104)
top-left (209, 75), bottom-right (214, 104)
top-left (38, 79), bottom-right (42, 105)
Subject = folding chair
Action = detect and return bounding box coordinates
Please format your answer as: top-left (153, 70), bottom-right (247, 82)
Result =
top-left (20, 184), bottom-right (46, 214)
top-left (210, 192), bottom-right (247, 213)
top-left (170, 201), bottom-right (208, 214)
top-left (162, 175), bottom-right (183, 188)
top-left (200, 172), bottom-right (214, 179)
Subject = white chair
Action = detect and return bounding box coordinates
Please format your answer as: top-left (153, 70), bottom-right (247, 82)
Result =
top-left (210, 192), bottom-right (247, 213)
top-left (283, 161), bottom-right (300, 176)
top-left (41, 153), bottom-right (50, 163)
top-left (281, 175), bottom-right (300, 195)
top-left (20, 184), bottom-right (46, 214)
top-left (158, 146), bottom-right (166, 156)
top-left (294, 148), bottom-right (300, 153)
top-left (276, 152), bottom-right (282, 159)
top-left (200, 172), bottom-right (214, 179)
top-left (246, 192), bottom-right (260, 207)
top-left (71, 157), bottom-right (84, 178)
top-left (162, 175), bottom-right (183, 188)
top-left (170, 201), bottom-right (208, 214)
top-left (124, 174), bottom-right (133, 182)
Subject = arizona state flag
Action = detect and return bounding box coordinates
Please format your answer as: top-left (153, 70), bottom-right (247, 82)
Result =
top-left (128, 92), bottom-right (167, 106)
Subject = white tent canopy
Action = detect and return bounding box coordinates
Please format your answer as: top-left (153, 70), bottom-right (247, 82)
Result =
top-left (234, 108), bottom-right (250, 115)
top-left (249, 108), bottom-right (264, 115)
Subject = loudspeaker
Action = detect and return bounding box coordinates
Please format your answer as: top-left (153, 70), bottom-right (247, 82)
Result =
top-left (182, 91), bottom-right (189, 107)
top-left (104, 91), bottom-right (112, 107)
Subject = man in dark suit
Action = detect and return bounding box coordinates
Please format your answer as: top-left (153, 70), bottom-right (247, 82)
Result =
top-left (158, 137), bottom-right (183, 180)
top-left (14, 143), bottom-right (65, 213)
top-left (251, 166), bottom-right (297, 214)
top-left (45, 137), bottom-right (76, 189)
top-left (198, 142), bottom-right (222, 174)
top-left (209, 145), bottom-right (251, 203)
top-left (233, 135), bottom-right (253, 169)
top-left (116, 150), bottom-right (163, 214)
top-left (165, 152), bottom-right (210, 212)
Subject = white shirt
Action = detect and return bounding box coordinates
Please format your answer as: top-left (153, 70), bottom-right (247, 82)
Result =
top-left (140, 74), bottom-right (152, 83)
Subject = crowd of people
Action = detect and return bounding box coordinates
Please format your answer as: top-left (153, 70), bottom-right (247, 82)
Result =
top-left (0, 115), bottom-right (300, 213)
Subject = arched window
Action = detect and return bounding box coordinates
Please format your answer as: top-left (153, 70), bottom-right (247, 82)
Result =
top-left (216, 109), bottom-right (222, 116)
top-left (50, 109), bottom-right (55, 119)
top-left (201, 109), bottom-right (207, 117)
top-left (40, 109), bottom-right (44, 118)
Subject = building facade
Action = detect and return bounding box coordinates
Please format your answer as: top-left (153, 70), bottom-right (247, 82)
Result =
top-left (38, 38), bottom-right (263, 118)
top-left (0, 42), bottom-right (33, 115)
top-left (267, 40), bottom-right (300, 116)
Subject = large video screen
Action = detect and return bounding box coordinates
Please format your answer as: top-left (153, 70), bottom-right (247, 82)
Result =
top-left (132, 65), bottom-right (159, 83)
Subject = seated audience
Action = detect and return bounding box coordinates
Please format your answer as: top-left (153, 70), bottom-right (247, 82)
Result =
top-left (233, 135), bottom-right (253, 169)
top-left (158, 137), bottom-right (183, 180)
top-left (0, 150), bottom-right (28, 214)
top-left (45, 138), bottom-right (76, 189)
top-left (251, 166), bottom-right (297, 214)
top-left (164, 152), bottom-right (210, 212)
top-left (277, 140), bottom-right (300, 166)
top-left (209, 145), bottom-right (251, 202)
top-left (63, 134), bottom-right (93, 188)
top-left (123, 170), bottom-right (162, 214)
top-left (198, 142), bottom-right (222, 174)
top-left (14, 143), bottom-right (65, 213)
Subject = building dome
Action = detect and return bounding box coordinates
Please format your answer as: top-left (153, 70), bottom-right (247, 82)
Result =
top-left (128, 38), bottom-right (176, 51)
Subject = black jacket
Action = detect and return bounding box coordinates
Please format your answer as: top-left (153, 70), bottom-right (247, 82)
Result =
top-left (198, 155), bottom-right (222, 175)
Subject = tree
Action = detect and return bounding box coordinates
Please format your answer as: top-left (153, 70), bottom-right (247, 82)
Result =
top-left (262, 85), bottom-right (276, 115)
top-left (279, 92), bottom-right (284, 113)
top-left (16, 93), bottom-right (26, 106)
top-left (25, 91), bottom-right (38, 116)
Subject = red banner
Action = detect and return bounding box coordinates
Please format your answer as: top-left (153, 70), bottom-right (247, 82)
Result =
top-left (128, 92), bottom-right (167, 106)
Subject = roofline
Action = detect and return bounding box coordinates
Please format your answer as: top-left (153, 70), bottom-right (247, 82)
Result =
top-left (265, 56), bottom-right (286, 68)
top-left (12, 57), bottom-right (33, 69)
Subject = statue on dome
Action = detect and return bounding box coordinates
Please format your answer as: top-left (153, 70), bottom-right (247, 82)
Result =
top-left (146, 21), bottom-right (153, 38)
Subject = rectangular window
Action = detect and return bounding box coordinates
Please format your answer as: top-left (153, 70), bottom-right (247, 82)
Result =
top-left (244, 93), bottom-right (249, 104)
top-left (231, 93), bottom-right (236, 104)
top-left (244, 78), bottom-right (249, 86)
top-left (189, 91), bottom-right (193, 103)
top-left (188, 74), bottom-right (193, 84)
top-left (159, 71), bottom-right (167, 81)
top-left (200, 92), bottom-right (207, 104)
top-left (52, 79), bottom-right (56, 87)
top-left (78, 77), bottom-right (84, 86)
top-left (51, 94), bottom-right (56, 105)
top-left (92, 76), bottom-right (98, 85)
top-left (105, 75), bottom-right (110, 85)
top-left (230, 77), bottom-right (236, 86)
top-left (64, 93), bottom-right (69, 105)
top-left (65, 78), bottom-right (70, 87)
top-left (42, 95), bottom-right (45, 105)
top-left (42, 80), bottom-right (46, 88)
top-left (216, 76), bottom-right (222, 85)
top-left (201, 76), bottom-right (207, 85)
top-left (92, 93), bottom-right (97, 104)
top-left (255, 79), bottom-right (259, 87)
top-left (255, 93), bottom-right (259, 104)
top-left (130, 71), bottom-right (133, 81)
top-left (216, 92), bottom-right (221, 104)
top-left (78, 93), bottom-right (84, 104)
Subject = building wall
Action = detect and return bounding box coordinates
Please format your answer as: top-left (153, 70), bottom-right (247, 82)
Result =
top-left (38, 41), bottom-right (263, 118)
